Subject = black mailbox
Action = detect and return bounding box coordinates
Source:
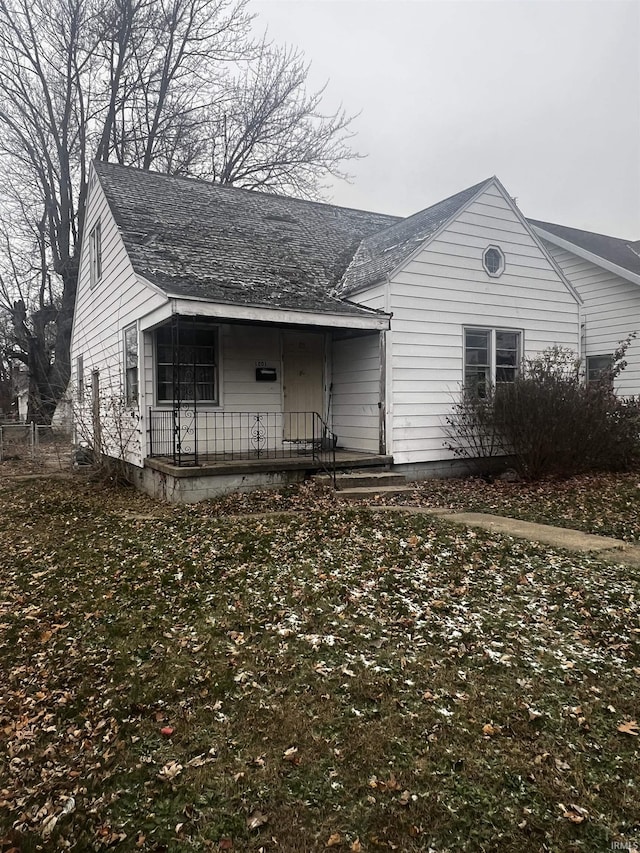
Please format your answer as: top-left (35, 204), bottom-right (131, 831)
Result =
top-left (256, 367), bottom-right (277, 382)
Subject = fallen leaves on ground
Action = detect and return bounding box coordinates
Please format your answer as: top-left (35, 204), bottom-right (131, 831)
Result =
top-left (246, 810), bottom-right (268, 831)
top-left (0, 475), bottom-right (638, 851)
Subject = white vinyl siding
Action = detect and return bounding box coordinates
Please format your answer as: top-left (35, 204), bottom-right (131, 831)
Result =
top-left (539, 240), bottom-right (640, 395)
top-left (332, 334), bottom-right (381, 452)
top-left (349, 283), bottom-right (387, 312)
top-left (376, 182), bottom-right (580, 464)
top-left (70, 169), bottom-right (167, 466)
top-left (221, 325), bottom-right (283, 412)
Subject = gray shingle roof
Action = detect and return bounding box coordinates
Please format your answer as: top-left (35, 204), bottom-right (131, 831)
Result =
top-left (94, 162), bottom-right (400, 317)
top-left (335, 178), bottom-right (494, 295)
top-left (529, 219), bottom-right (640, 279)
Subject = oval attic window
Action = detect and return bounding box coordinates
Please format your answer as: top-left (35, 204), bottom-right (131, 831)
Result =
top-left (483, 246), bottom-right (505, 277)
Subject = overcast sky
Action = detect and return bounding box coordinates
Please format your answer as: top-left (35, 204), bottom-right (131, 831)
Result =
top-left (253, 0), bottom-right (640, 239)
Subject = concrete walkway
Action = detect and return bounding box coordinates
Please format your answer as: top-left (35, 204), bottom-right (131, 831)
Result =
top-left (370, 505), bottom-right (640, 567)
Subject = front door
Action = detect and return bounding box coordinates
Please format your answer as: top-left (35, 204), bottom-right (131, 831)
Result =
top-left (282, 331), bottom-right (325, 440)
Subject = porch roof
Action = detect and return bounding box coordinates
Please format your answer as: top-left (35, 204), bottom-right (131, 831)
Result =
top-left (138, 296), bottom-right (391, 332)
top-left (94, 162), bottom-right (400, 319)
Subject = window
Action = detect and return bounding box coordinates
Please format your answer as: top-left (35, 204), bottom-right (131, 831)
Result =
top-left (464, 329), bottom-right (491, 398)
top-left (495, 331), bottom-right (520, 383)
top-left (464, 328), bottom-right (522, 397)
top-left (156, 323), bottom-right (218, 403)
top-left (76, 355), bottom-right (84, 402)
top-left (586, 354), bottom-right (613, 385)
top-left (89, 220), bottom-right (102, 286)
top-left (124, 325), bottom-right (139, 404)
top-left (482, 245), bottom-right (505, 278)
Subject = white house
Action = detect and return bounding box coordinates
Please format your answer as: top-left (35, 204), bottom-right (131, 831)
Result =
top-left (70, 162), bottom-right (581, 501)
top-left (530, 220), bottom-right (640, 393)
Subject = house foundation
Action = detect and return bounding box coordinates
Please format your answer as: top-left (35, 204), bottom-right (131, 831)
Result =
top-left (126, 451), bottom-right (392, 503)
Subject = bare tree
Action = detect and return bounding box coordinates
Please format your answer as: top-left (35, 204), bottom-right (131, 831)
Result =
top-left (0, 0), bottom-right (358, 423)
top-left (0, 0), bottom-right (254, 420)
top-left (208, 41), bottom-right (361, 198)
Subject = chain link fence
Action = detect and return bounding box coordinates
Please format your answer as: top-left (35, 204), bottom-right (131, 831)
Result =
top-left (0, 423), bottom-right (73, 470)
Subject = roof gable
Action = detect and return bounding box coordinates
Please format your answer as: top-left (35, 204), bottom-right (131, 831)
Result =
top-left (529, 219), bottom-right (640, 285)
top-left (93, 161), bottom-right (400, 318)
top-left (335, 178), bottom-right (494, 296)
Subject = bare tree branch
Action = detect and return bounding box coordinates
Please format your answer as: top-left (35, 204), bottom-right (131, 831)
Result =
top-left (208, 41), bottom-right (362, 198)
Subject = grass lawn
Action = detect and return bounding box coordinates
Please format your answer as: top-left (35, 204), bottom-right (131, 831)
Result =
top-left (1, 475), bottom-right (639, 852)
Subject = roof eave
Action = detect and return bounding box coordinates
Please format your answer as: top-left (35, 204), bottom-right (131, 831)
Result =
top-left (492, 192), bottom-right (582, 306)
top-left (532, 226), bottom-right (640, 289)
top-left (138, 288), bottom-right (391, 332)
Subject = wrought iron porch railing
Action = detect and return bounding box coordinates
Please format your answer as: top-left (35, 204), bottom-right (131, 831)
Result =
top-left (148, 408), bottom-right (336, 473)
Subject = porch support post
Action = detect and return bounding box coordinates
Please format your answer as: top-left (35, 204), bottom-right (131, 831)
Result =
top-left (192, 314), bottom-right (198, 465)
top-left (172, 314), bottom-right (181, 465)
top-left (378, 330), bottom-right (386, 455)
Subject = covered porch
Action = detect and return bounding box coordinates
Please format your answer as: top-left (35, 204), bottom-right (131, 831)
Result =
top-left (140, 310), bottom-right (391, 481)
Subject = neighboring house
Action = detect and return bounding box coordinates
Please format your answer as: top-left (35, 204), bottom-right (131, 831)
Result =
top-left (0, 364), bottom-right (28, 422)
top-left (70, 162), bottom-right (580, 501)
top-left (16, 376), bottom-right (28, 423)
top-left (529, 220), bottom-right (640, 393)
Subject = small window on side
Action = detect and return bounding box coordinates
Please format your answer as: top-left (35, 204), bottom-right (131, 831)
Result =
top-left (124, 325), bottom-right (139, 405)
top-left (586, 354), bottom-right (613, 385)
top-left (76, 355), bottom-right (84, 402)
top-left (90, 221), bottom-right (102, 287)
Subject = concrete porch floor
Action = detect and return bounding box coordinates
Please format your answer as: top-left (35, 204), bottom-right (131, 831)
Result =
top-left (144, 449), bottom-right (393, 479)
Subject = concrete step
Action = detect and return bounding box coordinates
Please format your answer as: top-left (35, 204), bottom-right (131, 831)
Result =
top-left (337, 470), bottom-right (407, 489)
top-left (314, 470), bottom-right (407, 489)
top-left (336, 484), bottom-right (416, 501)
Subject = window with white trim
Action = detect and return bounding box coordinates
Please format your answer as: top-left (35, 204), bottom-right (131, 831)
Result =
top-left (124, 325), bottom-right (139, 405)
top-left (464, 328), bottom-right (522, 397)
top-left (89, 220), bottom-right (102, 287)
top-left (156, 324), bottom-right (218, 403)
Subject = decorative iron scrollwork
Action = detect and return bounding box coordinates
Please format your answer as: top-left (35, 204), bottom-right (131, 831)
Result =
top-left (250, 413), bottom-right (266, 457)
top-left (175, 404), bottom-right (196, 458)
